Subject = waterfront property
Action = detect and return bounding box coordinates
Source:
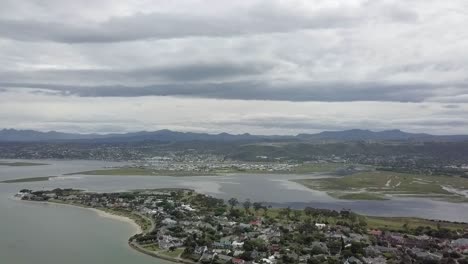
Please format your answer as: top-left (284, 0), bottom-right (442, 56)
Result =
top-left (19, 188), bottom-right (468, 264)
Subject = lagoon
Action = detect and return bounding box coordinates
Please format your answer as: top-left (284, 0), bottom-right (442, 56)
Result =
top-left (1, 159), bottom-right (468, 263)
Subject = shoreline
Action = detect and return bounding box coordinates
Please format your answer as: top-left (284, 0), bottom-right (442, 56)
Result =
top-left (78, 205), bottom-right (143, 234)
top-left (17, 198), bottom-right (143, 235)
top-left (17, 198), bottom-right (185, 263)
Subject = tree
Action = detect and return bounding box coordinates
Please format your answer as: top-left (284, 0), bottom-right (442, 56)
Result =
top-left (243, 199), bottom-right (252, 214)
top-left (293, 210), bottom-right (302, 221)
top-left (253, 202), bottom-right (263, 215)
top-left (228, 198), bottom-right (239, 210)
top-left (284, 207), bottom-right (292, 220)
top-left (263, 206), bottom-right (268, 216)
top-left (263, 205), bottom-right (271, 217)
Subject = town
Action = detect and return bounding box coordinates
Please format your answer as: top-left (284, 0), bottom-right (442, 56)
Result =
top-left (18, 188), bottom-right (468, 264)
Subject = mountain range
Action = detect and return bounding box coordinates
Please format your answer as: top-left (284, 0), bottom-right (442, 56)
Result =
top-left (1, 128), bottom-right (468, 143)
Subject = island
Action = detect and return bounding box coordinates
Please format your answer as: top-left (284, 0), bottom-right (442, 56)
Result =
top-left (0, 161), bottom-right (48, 166)
top-left (17, 188), bottom-right (468, 264)
top-left (1, 176), bottom-right (57, 183)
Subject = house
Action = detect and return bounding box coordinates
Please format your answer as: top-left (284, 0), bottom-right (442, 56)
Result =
top-left (162, 218), bottom-right (177, 225)
top-left (250, 219), bottom-right (262, 226)
top-left (215, 254), bottom-right (233, 264)
top-left (315, 223), bottom-right (326, 229)
top-left (345, 256), bottom-right (363, 264)
top-left (362, 256), bottom-right (387, 264)
top-left (250, 249), bottom-right (260, 259)
top-left (200, 252), bottom-right (215, 262)
top-left (269, 244), bottom-right (281, 252)
top-left (299, 254), bottom-right (311, 262)
top-left (232, 258), bottom-right (245, 264)
top-left (261, 258), bottom-right (274, 264)
top-left (232, 241), bottom-right (244, 248)
top-left (368, 229), bottom-right (382, 236)
top-left (195, 246), bottom-right (209, 255)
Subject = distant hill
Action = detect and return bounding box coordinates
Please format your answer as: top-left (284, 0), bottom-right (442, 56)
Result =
top-left (297, 129), bottom-right (468, 142)
top-left (0, 129), bottom-right (104, 142)
top-left (297, 129), bottom-right (432, 141)
top-left (1, 128), bottom-right (467, 143)
top-left (0, 129), bottom-right (271, 143)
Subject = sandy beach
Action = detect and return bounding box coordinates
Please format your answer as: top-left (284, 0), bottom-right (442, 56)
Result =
top-left (89, 207), bottom-right (143, 234)
top-left (16, 198), bottom-right (143, 235)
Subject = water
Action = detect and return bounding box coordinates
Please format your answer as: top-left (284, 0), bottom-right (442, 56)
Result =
top-left (1, 159), bottom-right (468, 263)
top-left (0, 160), bottom-right (170, 264)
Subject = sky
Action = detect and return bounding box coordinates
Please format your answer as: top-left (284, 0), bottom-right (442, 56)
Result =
top-left (1, 0), bottom-right (468, 135)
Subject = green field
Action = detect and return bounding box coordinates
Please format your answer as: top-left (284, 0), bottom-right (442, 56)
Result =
top-left (1, 176), bottom-right (56, 183)
top-left (365, 216), bottom-right (468, 231)
top-left (294, 171), bottom-right (468, 202)
top-left (331, 192), bottom-right (388, 200)
top-left (291, 163), bottom-right (349, 173)
top-left (142, 244), bottom-right (184, 258)
top-left (242, 206), bottom-right (468, 231)
top-left (0, 162), bottom-right (48, 167)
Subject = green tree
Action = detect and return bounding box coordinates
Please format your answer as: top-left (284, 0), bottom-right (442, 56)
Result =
top-left (243, 199), bottom-right (252, 214)
top-left (253, 202), bottom-right (263, 215)
top-left (228, 198), bottom-right (239, 210)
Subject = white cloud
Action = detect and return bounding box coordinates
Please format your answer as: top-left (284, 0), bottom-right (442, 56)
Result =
top-left (1, 89), bottom-right (467, 135)
top-left (0, 0), bottom-right (467, 133)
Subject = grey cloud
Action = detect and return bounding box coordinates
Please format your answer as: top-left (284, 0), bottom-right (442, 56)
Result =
top-left (0, 2), bottom-right (417, 43)
top-left (443, 104), bottom-right (460, 109)
top-left (0, 62), bottom-right (273, 84)
top-left (1, 80), bottom-right (464, 103)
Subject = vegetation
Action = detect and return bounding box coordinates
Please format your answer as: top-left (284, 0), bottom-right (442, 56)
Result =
top-left (0, 161), bottom-right (48, 166)
top-left (1, 176), bottom-right (55, 183)
top-left (22, 188), bottom-right (468, 264)
top-left (295, 170), bottom-right (468, 202)
top-left (291, 163), bottom-right (349, 173)
top-left (331, 192), bottom-right (388, 200)
top-left (366, 216), bottom-right (468, 232)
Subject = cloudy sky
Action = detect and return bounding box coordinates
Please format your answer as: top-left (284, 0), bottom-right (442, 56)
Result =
top-left (1, 0), bottom-right (467, 135)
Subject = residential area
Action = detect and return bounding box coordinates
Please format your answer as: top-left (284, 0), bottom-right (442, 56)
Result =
top-left (18, 188), bottom-right (468, 264)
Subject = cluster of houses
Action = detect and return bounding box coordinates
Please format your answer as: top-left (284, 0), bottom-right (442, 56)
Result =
top-left (19, 188), bottom-right (468, 264)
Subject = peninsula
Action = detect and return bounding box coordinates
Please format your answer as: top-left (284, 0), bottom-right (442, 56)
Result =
top-left (18, 188), bottom-right (468, 264)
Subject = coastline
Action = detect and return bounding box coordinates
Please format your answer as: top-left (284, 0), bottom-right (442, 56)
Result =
top-left (17, 198), bottom-right (143, 235)
top-left (77, 205), bottom-right (143, 234)
top-left (17, 198), bottom-right (187, 263)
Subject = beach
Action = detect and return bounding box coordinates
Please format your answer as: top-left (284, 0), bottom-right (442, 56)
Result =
top-left (16, 198), bottom-right (144, 235)
top-left (88, 207), bottom-right (143, 234)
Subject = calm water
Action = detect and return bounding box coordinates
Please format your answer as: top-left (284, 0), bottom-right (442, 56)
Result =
top-left (1, 159), bottom-right (468, 263)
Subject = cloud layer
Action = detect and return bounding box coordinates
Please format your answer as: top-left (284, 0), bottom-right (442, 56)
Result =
top-left (0, 0), bottom-right (467, 133)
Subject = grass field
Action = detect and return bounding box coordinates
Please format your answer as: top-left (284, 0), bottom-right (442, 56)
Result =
top-left (331, 192), bottom-right (388, 200)
top-left (1, 176), bottom-right (56, 183)
top-left (240, 207), bottom-right (468, 231)
top-left (292, 163), bottom-right (349, 173)
top-left (294, 171), bottom-right (468, 202)
top-left (0, 162), bottom-right (48, 167)
top-left (142, 244), bottom-right (184, 258)
top-left (365, 216), bottom-right (468, 231)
